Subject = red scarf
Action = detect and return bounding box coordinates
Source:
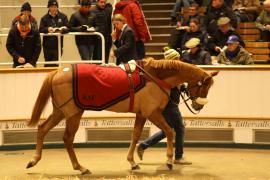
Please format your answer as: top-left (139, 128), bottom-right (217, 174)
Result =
top-left (17, 23), bottom-right (31, 38)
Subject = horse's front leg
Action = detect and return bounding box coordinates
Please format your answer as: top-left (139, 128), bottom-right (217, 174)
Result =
top-left (148, 109), bottom-right (174, 170)
top-left (127, 113), bottom-right (146, 170)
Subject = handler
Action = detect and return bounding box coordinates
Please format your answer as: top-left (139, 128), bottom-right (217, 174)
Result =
top-left (136, 47), bottom-right (192, 165)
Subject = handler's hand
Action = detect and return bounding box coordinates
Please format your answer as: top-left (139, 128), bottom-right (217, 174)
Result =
top-left (18, 57), bottom-right (25, 64)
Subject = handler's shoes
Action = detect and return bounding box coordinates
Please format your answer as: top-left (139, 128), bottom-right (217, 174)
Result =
top-left (136, 144), bottom-right (144, 160)
top-left (174, 157), bottom-right (192, 165)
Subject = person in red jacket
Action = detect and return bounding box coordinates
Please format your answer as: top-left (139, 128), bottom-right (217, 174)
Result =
top-left (114, 0), bottom-right (151, 59)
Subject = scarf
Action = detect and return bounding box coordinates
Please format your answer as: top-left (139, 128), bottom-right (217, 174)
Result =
top-left (17, 23), bottom-right (31, 38)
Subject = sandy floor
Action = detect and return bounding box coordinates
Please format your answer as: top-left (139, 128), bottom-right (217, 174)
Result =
top-left (0, 147), bottom-right (270, 180)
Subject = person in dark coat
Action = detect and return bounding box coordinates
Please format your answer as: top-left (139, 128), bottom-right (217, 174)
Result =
top-left (6, 15), bottom-right (41, 68)
top-left (11, 2), bottom-right (38, 30)
top-left (92, 0), bottom-right (113, 63)
top-left (111, 14), bottom-right (136, 65)
top-left (39, 0), bottom-right (69, 67)
top-left (69, 0), bottom-right (96, 60)
top-left (182, 38), bottom-right (212, 65)
top-left (207, 17), bottom-right (244, 56)
top-left (204, 0), bottom-right (238, 36)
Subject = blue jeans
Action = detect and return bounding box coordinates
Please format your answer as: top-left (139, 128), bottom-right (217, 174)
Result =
top-left (140, 106), bottom-right (185, 160)
top-left (77, 44), bottom-right (95, 60)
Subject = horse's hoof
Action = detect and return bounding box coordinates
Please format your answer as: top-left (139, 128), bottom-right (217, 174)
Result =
top-left (26, 161), bottom-right (34, 169)
top-left (166, 163), bottom-right (173, 170)
top-left (81, 169), bottom-right (91, 175)
top-left (131, 164), bottom-right (140, 170)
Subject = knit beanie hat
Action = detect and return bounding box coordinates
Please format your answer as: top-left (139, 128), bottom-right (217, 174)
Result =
top-left (163, 47), bottom-right (180, 60)
top-left (185, 38), bottom-right (200, 49)
top-left (80, 0), bottom-right (91, 6)
top-left (21, 2), bottom-right (32, 12)
top-left (48, 0), bottom-right (59, 8)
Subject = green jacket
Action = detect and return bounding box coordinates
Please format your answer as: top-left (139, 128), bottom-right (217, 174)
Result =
top-left (255, 10), bottom-right (270, 29)
top-left (217, 47), bottom-right (254, 65)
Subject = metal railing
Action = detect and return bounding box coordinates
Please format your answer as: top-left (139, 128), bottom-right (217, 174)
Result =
top-left (0, 31), bottom-right (105, 66)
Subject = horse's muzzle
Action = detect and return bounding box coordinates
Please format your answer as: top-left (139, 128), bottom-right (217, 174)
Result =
top-left (195, 97), bottom-right (209, 105)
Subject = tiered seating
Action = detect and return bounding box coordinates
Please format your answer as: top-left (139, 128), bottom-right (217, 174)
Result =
top-left (237, 22), bottom-right (269, 64)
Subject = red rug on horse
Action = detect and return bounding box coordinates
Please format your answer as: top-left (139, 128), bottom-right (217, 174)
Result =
top-left (72, 63), bottom-right (145, 110)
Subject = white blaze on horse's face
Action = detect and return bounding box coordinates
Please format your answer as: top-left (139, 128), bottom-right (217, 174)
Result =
top-left (195, 97), bottom-right (209, 105)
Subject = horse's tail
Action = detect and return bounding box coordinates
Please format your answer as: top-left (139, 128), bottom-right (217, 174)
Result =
top-left (28, 70), bottom-right (58, 127)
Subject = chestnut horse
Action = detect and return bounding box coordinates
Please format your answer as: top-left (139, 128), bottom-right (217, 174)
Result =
top-left (26, 58), bottom-right (218, 174)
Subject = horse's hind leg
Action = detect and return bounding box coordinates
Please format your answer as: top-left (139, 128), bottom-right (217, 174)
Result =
top-left (26, 106), bottom-right (64, 169)
top-left (148, 110), bottom-right (174, 170)
top-left (127, 114), bottom-right (146, 170)
top-left (63, 111), bottom-right (90, 175)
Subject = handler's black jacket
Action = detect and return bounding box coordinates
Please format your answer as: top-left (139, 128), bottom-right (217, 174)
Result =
top-left (6, 26), bottom-right (41, 67)
top-left (39, 11), bottom-right (69, 49)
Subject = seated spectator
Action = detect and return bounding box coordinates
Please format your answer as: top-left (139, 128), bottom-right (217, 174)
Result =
top-left (11, 2), bottom-right (38, 30)
top-left (39, 0), bottom-right (69, 67)
top-left (181, 38), bottom-right (212, 65)
top-left (111, 14), bottom-right (136, 65)
top-left (207, 17), bottom-right (244, 56)
top-left (255, 0), bottom-right (270, 41)
top-left (204, 0), bottom-right (238, 36)
top-left (6, 15), bottom-right (41, 68)
top-left (170, 0), bottom-right (194, 25)
top-left (181, 18), bottom-right (208, 50)
top-left (168, 3), bottom-right (205, 50)
top-left (233, 0), bottom-right (261, 22)
top-left (217, 35), bottom-right (254, 65)
top-left (69, 0), bottom-right (96, 60)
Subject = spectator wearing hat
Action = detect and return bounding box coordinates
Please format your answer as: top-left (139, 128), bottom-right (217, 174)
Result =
top-left (111, 14), bottom-right (136, 65)
top-left (136, 46), bottom-right (192, 165)
top-left (217, 35), bottom-right (254, 65)
top-left (92, 0), bottom-right (113, 63)
top-left (114, 0), bottom-right (151, 60)
top-left (69, 0), bottom-right (96, 60)
top-left (11, 2), bottom-right (38, 30)
top-left (39, 0), bottom-right (69, 67)
top-left (255, 0), bottom-right (270, 41)
top-left (204, 0), bottom-right (238, 36)
top-left (6, 15), bottom-right (41, 68)
top-left (182, 38), bottom-right (212, 65)
top-left (207, 16), bottom-right (244, 56)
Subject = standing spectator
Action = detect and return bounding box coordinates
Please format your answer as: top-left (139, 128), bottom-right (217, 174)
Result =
top-left (11, 2), bottom-right (38, 30)
top-left (69, 0), bottom-right (96, 60)
top-left (114, 0), bottom-right (151, 59)
top-left (92, 0), bottom-right (113, 63)
top-left (217, 35), bottom-right (254, 65)
top-left (204, 0), bottom-right (238, 36)
top-left (6, 15), bottom-right (41, 68)
top-left (207, 17), bottom-right (244, 56)
top-left (182, 38), bottom-right (212, 65)
top-left (111, 14), bottom-right (136, 65)
top-left (255, 0), bottom-right (270, 41)
top-left (39, 0), bottom-right (69, 67)
top-left (136, 47), bottom-right (192, 165)
top-left (233, 0), bottom-right (261, 22)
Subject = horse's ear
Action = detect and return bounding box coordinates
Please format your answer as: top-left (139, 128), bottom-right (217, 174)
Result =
top-left (210, 71), bottom-right (219, 77)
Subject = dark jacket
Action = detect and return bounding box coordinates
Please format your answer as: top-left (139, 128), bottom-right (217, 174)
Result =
top-left (182, 48), bottom-right (212, 65)
top-left (69, 11), bottom-right (96, 45)
top-left (207, 29), bottom-right (245, 55)
top-left (11, 15), bottom-right (38, 30)
top-left (6, 26), bottom-right (41, 67)
top-left (205, 4), bottom-right (238, 36)
top-left (92, 3), bottom-right (113, 37)
top-left (114, 25), bottom-right (136, 65)
top-left (39, 11), bottom-right (69, 49)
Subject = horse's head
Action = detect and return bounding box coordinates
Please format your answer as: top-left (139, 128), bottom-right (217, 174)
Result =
top-left (185, 71), bottom-right (219, 111)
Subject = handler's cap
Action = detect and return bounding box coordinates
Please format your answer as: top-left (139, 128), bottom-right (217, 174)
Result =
top-left (226, 35), bottom-right (239, 44)
top-left (217, 17), bottom-right (230, 26)
top-left (81, 0), bottom-right (91, 6)
top-left (185, 38), bottom-right (200, 49)
top-left (47, 0), bottom-right (59, 8)
top-left (163, 46), bottom-right (180, 60)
